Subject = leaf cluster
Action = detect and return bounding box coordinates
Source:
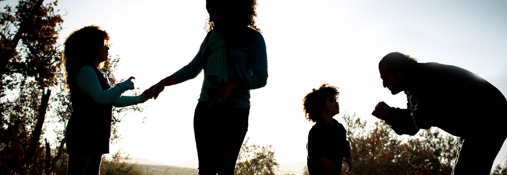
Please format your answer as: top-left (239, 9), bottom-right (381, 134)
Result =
top-left (100, 151), bottom-right (144, 175)
top-left (342, 114), bottom-right (459, 175)
top-left (235, 138), bottom-right (280, 175)
top-left (0, 0), bottom-right (65, 174)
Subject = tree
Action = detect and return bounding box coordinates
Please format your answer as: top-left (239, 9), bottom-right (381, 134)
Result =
top-left (341, 113), bottom-right (459, 175)
top-left (235, 137), bottom-right (279, 175)
top-left (0, 0), bottom-right (63, 174)
top-left (1, 1), bottom-right (144, 174)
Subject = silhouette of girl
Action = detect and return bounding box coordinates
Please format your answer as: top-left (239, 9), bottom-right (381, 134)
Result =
top-left (63, 26), bottom-right (151, 175)
top-left (148, 0), bottom-right (268, 174)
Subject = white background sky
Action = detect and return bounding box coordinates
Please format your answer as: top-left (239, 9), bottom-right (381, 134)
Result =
top-left (9, 0), bottom-right (507, 172)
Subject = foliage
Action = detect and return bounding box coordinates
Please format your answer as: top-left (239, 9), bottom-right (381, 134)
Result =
top-left (493, 160), bottom-right (507, 175)
top-left (235, 137), bottom-right (279, 175)
top-left (302, 166), bottom-right (309, 175)
top-left (0, 1), bottom-right (144, 174)
top-left (0, 0), bottom-right (63, 174)
top-left (342, 113), bottom-right (459, 175)
top-left (1, 0), bottom-right (62, 86)
top-left (100, 151), bottom-right (144, 175)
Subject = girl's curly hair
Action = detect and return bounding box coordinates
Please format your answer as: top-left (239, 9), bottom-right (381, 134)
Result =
top-left (303, 84), bottom-right (340, 123)
top-left (63, 25), bottom-right (109, 89)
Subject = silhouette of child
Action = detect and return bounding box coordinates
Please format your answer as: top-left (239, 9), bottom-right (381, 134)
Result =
top-left (63, 25), bottom-right (152, 175)
top-left (304, 84), bottom-right (352, 175)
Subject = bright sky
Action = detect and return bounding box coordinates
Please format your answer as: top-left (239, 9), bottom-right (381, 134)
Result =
top-left (30, 0), bottom-right (507, 171)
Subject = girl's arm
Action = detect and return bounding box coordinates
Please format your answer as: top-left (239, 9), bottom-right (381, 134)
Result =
top-left (112, 95), bottom-right (147, 107)
top-left (77, 66), bottom-right (135, 105)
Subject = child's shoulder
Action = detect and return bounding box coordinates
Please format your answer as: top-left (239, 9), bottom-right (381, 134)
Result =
top-left (311, 121), bottom-right (325, 127)
top-left (335, 120), bottom-right (345, 126)
top-left (334, 120), bottom-right (348, 130)
top-left (309, 121), bottom-right (327, 133)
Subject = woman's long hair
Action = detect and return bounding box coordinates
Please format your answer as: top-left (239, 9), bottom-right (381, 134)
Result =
top-left (205, 0), bottom-right (260, 33)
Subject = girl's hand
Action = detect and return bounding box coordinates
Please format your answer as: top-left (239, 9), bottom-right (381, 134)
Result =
top-left (320, 157), bottom-right (337, 172)
top-left (127, 76), bottom-right (136, 90)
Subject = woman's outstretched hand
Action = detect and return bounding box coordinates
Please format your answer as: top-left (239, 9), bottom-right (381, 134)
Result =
top-left (143, 76), bottom-right (177, 100)
top-left (144, 82), bottom-right (165, 99)
top-left (142, 87), bottom-right (155, 100)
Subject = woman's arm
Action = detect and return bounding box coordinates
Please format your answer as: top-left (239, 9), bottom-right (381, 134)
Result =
top-left (169, 32), bottom-right (211, 85)
top-left (146, 76), bottom-right (176, 99)
top-left (147, 33), bottom-right (212, 99)
top-left (247, 32), bottom-right (268, 89)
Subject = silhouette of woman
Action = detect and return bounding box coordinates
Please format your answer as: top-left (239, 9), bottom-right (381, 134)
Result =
top-left (63, 26), bottom-right (152, 175)
top-left (148, 0), bottom-right (267, 174)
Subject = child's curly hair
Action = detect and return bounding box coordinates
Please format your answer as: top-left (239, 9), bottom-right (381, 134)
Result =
top-left (63, 25), bottom-right (109, 90)
top-left (303, 84), bottom-right (339, 123)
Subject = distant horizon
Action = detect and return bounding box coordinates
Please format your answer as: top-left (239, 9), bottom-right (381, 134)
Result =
top-left (122, 156), bottom-right (307, 173)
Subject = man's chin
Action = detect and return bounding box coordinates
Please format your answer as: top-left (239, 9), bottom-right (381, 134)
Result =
top-left (390, 89), bottom-right (402, 95)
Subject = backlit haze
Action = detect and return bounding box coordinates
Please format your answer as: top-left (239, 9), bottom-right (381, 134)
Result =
top-left (40, 0), bottom-right (507, 171)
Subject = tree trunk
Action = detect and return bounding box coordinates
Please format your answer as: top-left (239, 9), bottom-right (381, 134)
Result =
top-left (22, 89), bottom-right (51, 173)
top-left (52, 137), bottom-right (66, 173)
top-left (45, 139), bottom-right (50, 174)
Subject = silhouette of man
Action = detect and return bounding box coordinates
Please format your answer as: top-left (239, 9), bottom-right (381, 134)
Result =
top-left (372, 52), bottom-right (507, 174)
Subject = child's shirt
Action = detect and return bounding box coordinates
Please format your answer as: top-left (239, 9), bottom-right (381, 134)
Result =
top-left (76, 66), bottom-right (146, 107)
top-left (66, 66), bottom-right (146, 154)
top-left (307, 119), bottom-right (351, 174)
